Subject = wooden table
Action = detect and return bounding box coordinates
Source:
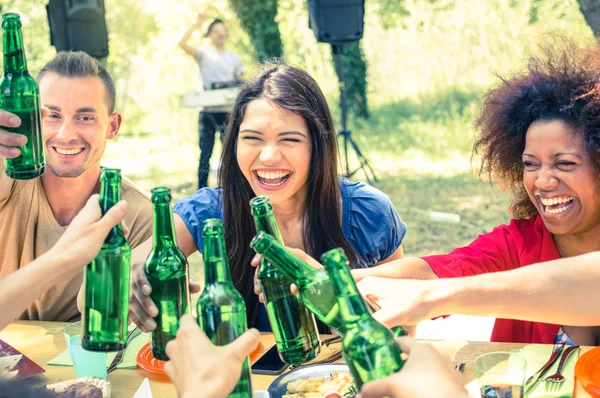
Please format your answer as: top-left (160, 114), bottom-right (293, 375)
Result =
top-left (0, 321), bottom-right (592, 397)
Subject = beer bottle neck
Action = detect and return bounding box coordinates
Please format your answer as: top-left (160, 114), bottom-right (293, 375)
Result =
top-left (258, 235), bottom-right (320, 287)
top-left (253, 209), bottom-right (284, 243)
top-left (152, 202), bottom-right (177, 249)
top-left (100, 180), bottom-right (124, 240)
top-left (327, 263), bottom-right (370, 325)
top-left (3, 28), bottom-right (28, 73)
top-left (203, 233), bottom-right (233, 285)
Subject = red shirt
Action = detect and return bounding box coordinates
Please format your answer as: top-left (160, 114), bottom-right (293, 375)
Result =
top-left (422, 215), bottom-right (561, 344)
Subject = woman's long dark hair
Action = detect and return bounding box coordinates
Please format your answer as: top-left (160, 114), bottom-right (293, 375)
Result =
top-left (218, 61), bottom-right (357, 326)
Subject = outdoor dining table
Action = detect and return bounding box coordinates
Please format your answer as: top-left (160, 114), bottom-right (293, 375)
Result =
top-left (0, 321), bottom-right (594, 397)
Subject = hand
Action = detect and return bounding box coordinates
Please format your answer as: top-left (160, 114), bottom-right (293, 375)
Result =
top-left (0, 109), bottom-right (25, 158)
top-left (250, 248), bottom-right (322, 300)
top-left (356, 277), bottom-right (437, 327)
top-left (129, 253), bottom-right (201, 333)
top-left (51, 194), bottom-right (126, 270)
top-left (195, 11), bottom-right (208, 27)
top-left (250, 253), bottom-right (266, 303)
top-left (0, 107), bottom-right (49, 158)
top-left (359, 337), bottom-right (467, 398)
top-left (164, 315), bottom-right (260, 398)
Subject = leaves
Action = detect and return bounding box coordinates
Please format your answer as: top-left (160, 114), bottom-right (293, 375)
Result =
top-left (228, 0), bottom-right (283, 61)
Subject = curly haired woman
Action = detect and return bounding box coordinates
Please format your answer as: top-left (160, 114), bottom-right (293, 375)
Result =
top-left (342, 43), bottom-right (600, 345)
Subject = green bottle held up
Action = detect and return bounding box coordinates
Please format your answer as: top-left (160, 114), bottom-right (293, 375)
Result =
top-left (250, 232), bottom-right (407, 337)
top-left (0, 13), bottom-right (45, 180)
top-left (250, 231), bottom-right (343, 333)
top-left (321, 248), bottom-right (404, 390)
top-left (250, 196), bottom-right (320, 366)
top-left (144, 187), bottom-right (191, 361)
top-left (82, 168), bottom-right (131, 352)
top-left (197, 219), bottom-right (252, 398)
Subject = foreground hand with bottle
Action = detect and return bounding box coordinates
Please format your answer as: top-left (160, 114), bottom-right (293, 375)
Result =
top-left (358, 337), bottom-right (468, 398)
top-left (164, 315), bottom-right (260, 398)
top-left (164, 316), bottom-right (466, 398)
top-left (0, 194), bottom-right (126, 330)
top-left (356, 253), bottom-right (600, 328)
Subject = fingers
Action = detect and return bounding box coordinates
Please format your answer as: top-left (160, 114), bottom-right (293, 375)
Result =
top-left (69, 194), bottom-right (102, 227)
top-left (226, 328), bottom-right (260, 361)
top-left (359, 376), bottom-right (396, 398)
top-left (41, 106), bottom-right (50, 119)
top-left (0, 110), bottom-right (21, 128)
top-left (290, 284), bottom-right (299, 295)
top-left (128, 297), bottom-right (156, 332)
top-left (363, 293), bottom-right (382, 311)
top-left (178, 314), bottom-right (201, 333)
top-left (0, 128), bottom-right (27, 158)
top-left (395, 336), bottom-right (418, 355)
top-left (189, 279), bottom-right (202, 294)
top-left (372, 307), bottom-right (400, 328)
top-left (133, 265), bottom-right (153, 297)
top-left (98, 201), bottom-right (127, 231)
top-left (253, 267), bottom-right (261, 296)
top-left (250, 253), bottom-right (261, 267)
top-left (130, 268), bottom-right (158, 331)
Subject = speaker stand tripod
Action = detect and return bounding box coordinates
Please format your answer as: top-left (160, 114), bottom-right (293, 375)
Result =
top-left (332, 44), bottom-right (377, 184)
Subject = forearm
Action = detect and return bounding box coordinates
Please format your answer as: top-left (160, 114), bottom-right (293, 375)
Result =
top-left (0, 251), bottom-right (74, 329)
top-left (428, 252), bottom-right (600, 325)
top-left (178, 24), bottom-right (197, 46)
top-left (367, 257), bottom-right (438, 280)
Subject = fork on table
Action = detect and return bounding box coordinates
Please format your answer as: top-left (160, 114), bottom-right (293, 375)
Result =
top-left (544, 345), bottom-right (580, 387)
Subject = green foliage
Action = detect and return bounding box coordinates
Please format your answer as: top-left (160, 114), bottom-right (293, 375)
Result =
top-left (0, 0), bottom-right (55, 74)
top-left (228, 0), bottom-right (283, 61)
top-left (332, 42), bottom-right (369, 119)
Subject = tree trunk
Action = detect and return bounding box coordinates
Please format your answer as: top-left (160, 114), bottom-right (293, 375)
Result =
top-left (577, 0), bottom-right (600, 38)
top-left (228, 0), bottom-right (283, 61)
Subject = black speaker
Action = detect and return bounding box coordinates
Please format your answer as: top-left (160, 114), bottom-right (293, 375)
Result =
top-left (46, 0), bottom-right (109, 59)
top-left (307, 0), bottom-right (364, 43)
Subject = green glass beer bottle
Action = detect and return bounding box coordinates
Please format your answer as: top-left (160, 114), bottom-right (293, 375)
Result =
top-left (0, 13), bottom-right (45, 179)
top-left (250, 231), bottom-right (343, 333)
top-left (82, 168), bottom-right (131, 351)
top-left (197, 219), bottom-right (252, 398)
top-left (144, 187), bottom-right (191, 360)
top-left (321, 248), bottom-right (404, 389)
top-left (250, 196), bottom-right (320, 365)
top-left (250, 232), bottom-right (407, 337)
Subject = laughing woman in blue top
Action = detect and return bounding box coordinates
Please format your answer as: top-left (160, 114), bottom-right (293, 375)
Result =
top-left (129, 61), bottom-right (406, 330)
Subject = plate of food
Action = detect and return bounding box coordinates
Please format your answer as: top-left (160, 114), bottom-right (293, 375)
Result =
top-left (267, 363), bottom-right (356, 398)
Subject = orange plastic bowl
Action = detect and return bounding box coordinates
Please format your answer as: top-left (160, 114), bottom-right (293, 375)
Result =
top-left (136, 341), bottom-right (264, 375)
top-left (137, 343), bottom-right (167, 374)
top-left (575, 347), bottom-right (600, 397)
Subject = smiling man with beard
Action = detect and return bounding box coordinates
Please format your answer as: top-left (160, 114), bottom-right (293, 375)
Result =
top-left (0, 51), bottom-right (153, 322)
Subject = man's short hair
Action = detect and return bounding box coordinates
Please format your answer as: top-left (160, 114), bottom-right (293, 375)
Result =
top-left (37, 51), bottom-right (116, 114)
top-left (205, 18), bottom-right (225, 37)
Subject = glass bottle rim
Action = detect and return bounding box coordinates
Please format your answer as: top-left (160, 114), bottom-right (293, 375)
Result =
top-left (202, 218), bottom-right (224, 234)
top-left (321, 247), bottom-right (347, 266)
top-left (151, 186), bottom-right (171, 201)
top-left (101, 167), bottom-right (121, 180)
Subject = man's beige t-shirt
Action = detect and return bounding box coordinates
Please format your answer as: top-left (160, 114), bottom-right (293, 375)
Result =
top-left (0, 162), bottom-right (153, 322)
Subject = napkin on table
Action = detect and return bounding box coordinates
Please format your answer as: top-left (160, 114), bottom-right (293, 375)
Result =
top-left (512, 344), bottom-right (577, 398)
top-left (47, 332), bottom-right (149, 369)
top-left (464, 344), bottom-right (576, 398)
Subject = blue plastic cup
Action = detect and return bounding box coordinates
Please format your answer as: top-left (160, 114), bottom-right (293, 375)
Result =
top-left (63, 322), bottom-right (107, 379)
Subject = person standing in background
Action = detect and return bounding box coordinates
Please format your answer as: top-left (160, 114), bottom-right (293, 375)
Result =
top-left (178, 11), bottom-right (244, 189)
